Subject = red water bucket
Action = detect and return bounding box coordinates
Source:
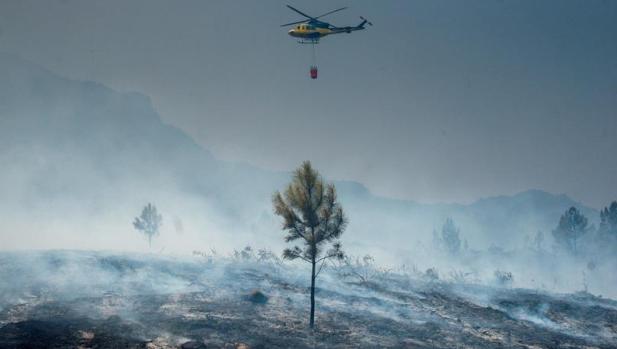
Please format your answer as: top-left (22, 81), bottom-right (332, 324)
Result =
top-left (310, 66), bottom-right (318, 79)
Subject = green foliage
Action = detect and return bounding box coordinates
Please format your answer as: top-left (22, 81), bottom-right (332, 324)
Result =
top-left (273, 161), bottom-right (347, 265)
top-left (133, 203), bottom-right (162, 248)
top-left (273, 161), bottom-right (347, 328)
top-left (552, 206), bottom-right (590, 255)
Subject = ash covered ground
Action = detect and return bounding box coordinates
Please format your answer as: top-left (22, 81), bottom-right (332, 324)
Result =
top-left (0, 250), bottom-right (615, 349)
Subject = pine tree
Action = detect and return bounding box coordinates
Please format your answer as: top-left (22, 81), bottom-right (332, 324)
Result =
top-left (441, 218), bottom-right (461, 255)
top-left (552, 206), bottom-right (589, 255)
top-left (133, 203), bottom-right (162, 248)
top-left (599, 201), bottom-right (617, 238)
top-left (273, 161), bottom-right (347, 328)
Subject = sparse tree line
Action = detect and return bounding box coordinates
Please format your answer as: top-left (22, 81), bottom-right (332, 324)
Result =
top-left (430, 203), bottom-right (617, 258)
top-left (551, 203), bottom-right (617, 256)
top-left (526, 203), bottom-right (617, 257)
top-left (131, 161), bottom-right (617, 329)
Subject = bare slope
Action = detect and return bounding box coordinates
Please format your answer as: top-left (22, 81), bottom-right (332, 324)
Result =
top-left (0, 251), bottom-right (615, 348)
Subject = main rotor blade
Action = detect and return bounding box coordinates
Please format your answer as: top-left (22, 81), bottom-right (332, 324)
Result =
top-left (280, 19), bottom-right (308, 27)
top-left (316, 7), bottom-right (347, 19)
top-left (286, 5), bottom-right (314, 20)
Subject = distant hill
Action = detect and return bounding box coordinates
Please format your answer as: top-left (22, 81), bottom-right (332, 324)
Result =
top-left (0, 52), bottom-right (598, 258)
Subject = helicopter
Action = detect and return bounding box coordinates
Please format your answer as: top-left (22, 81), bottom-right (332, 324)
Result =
top-left (281, 5), bottom-right (372, 44)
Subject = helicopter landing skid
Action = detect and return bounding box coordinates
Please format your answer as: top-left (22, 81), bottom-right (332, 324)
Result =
top-left (298, 39), bottom-right (319, 44)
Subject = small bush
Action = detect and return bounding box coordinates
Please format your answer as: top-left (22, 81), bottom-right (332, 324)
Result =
top-left (245, 290), bottom-right (268, 304)
top-left (233, 246), bottom-right (255, 261)
top-left (257, 249), bottom-right (282, 265)
top-left (449, 270), bottom-right (474, 284)
top-left (192, 249), bottom-right (217, 264)
top-left (424, 268), bottom-right (439, 282)
top-left (333, 255), bottom-right (391, 284)
top-left (494, 270), bottom-right (513, 287)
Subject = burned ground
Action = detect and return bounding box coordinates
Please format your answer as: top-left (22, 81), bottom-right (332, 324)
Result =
top-left (0, 251), bottom-right (615, 348)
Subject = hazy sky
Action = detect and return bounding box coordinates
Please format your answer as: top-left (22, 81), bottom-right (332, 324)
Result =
top-left (1, 0), bottom-right (615, 207)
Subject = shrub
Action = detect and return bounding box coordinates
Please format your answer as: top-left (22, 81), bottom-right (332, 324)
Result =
top-left (424, 268), bottom-right (439, 282)
top-left (494, 270), bottom-right (514, 287)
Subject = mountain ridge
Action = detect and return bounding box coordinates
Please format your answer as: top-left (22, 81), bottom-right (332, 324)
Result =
top-left (0, 52), bottom-right (599, 257)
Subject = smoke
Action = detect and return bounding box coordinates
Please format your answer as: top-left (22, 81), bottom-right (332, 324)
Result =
top-left (1, 249), bottom-right (616, 347)
top-left (1, 52), bottom-right (615, 303)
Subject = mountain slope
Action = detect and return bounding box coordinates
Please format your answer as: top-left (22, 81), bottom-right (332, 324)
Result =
top-left (0, 52), bottom-right (599, 258)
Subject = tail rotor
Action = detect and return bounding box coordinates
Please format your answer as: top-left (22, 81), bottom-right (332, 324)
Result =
top-left (359, 16), bottom-right (373, 27)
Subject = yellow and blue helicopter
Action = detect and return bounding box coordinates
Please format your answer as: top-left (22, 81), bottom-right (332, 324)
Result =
top-left (281, 5), bottom-right (372, 44)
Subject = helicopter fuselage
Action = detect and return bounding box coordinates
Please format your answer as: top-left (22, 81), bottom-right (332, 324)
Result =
top-left (282, 5), bottom-right (371, 43)
top-left (282, 6), bottom-right (370, 42)
top-left (288, 23), bottom-right (365, 41)
top-left (288, 24), bottom-right (331, 39)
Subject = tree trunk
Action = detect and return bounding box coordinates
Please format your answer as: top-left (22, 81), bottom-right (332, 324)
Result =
top-left (310, 258), bottom-right (316, 328)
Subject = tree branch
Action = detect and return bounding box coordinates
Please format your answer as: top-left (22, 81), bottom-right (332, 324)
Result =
top-left (316, 252), bottom-right (338, 263)
top-left (315, 257), bottom-right (328, 278)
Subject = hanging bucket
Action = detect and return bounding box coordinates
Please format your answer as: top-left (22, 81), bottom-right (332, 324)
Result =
top-left (310, 66), bottom-right (318, 79)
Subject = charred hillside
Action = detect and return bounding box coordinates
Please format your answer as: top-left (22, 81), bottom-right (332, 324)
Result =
top-left (0, 251), bottom-right (615, 349)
